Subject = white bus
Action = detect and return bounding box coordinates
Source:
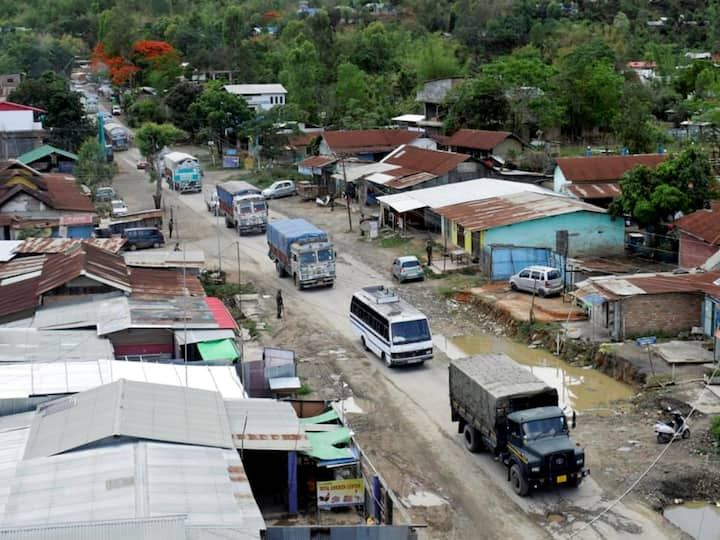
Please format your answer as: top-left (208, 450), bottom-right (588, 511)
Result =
top-left (349, 285), bottom-right (433, 367)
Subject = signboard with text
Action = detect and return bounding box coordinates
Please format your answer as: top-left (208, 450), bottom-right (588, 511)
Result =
top-left (316, 478), bottom-right (364, 509)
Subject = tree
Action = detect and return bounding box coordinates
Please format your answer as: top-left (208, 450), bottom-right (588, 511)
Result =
top-left (165, 81), bottom-right (203, 133)
top-left (188, 81), bottom-right (253, 158)
top-left (279, 40), bottom-right (326, 121)
top-left (613, 82), bottom-right (662, 154)
top-left (135, 123), bottom-right (184, 209)
top-left (73, 139), bottom-right (118, 192)
top-left (8, 71), bottom-right (94, 151)
top-left (443, 77), bottom-right (509, 133)
top-left (410, 35), bottom-right (462, 83)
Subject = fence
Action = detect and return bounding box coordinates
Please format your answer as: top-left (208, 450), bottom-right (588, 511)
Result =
top-left (480, 245), bottom-right (565, 281)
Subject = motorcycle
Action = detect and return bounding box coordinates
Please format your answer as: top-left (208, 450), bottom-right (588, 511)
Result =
top-left (654, 409), bottom-right (690, 444)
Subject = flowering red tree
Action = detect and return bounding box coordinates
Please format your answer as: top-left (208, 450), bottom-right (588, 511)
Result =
top-left (132, 40), bottom-right (177, 60)
top-left (91, 42), bottom-right (139, 85)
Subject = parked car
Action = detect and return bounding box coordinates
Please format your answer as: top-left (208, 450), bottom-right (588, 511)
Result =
top-left (392, 255), bottom-right (425, 283)
top-left (262, 180), bottom-right (296, 199)
top-left (111, 105), bottom-right (122, 115)
top-left (95, 186), bottom-right (117, 202)
top-left (110, 199), bottom-right (129, 217)
top-left (122, 227), bottom-right (165, 250)
top-left (509, 265), bottom-right (563, 297)
top-left (136, 159), bottom-right (149, 169)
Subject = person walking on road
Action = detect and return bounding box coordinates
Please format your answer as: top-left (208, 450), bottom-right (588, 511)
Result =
top-left (426, 238), bottom-right (433, 267)
top-left (168, 218), bottom-right (174, 239)
top-left (276, 290), bottom-right (284, 319)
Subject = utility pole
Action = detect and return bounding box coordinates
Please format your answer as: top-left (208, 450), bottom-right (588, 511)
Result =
top-left (216, 209), bottom-right (222, 273)
top-left (342, 156), bottom-right (352, 232)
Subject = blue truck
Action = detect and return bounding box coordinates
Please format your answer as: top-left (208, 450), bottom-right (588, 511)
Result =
top-left (162, 151), bottom-right (202, 193)
top-left (267, 218), bottom-right (336, 289)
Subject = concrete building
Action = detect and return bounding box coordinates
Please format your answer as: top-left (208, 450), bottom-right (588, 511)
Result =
top-left (675, 202), bottom-right (720, 269)
top-left (0, 73), bottom-right (23, 100)
top-left (224, 84), bottom-right (287, 111)
top-left (415, 78), bottom-right (465, 134)
top-left (0, 101), bottom-right (45, 159)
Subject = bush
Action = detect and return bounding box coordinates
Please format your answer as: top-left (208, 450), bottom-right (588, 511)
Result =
top-left (712, 416), bottom-right (720, 444)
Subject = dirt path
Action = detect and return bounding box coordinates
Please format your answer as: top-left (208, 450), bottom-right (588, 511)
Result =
top-left (114, 156), bottom-right (685, 539)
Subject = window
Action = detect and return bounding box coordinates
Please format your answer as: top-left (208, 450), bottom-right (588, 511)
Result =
top-left (519, 270), bottom-right (531, 278)
top-left (547, 270), bottom-right (561, 280)
top-left (522, 417), bottom-right (566, 440)
top-left (300, 252), bottom-right (316, 264)
top-left (402, 260), bottom-right (420, 269)
top-left (391, 319), bottom-right (430, 344)
top-left (530, 271), bottom-right (542, 280)
top-left (350, 297), bottom-right (389, 341)
top-left (318, 249), bottom-right (334, 262)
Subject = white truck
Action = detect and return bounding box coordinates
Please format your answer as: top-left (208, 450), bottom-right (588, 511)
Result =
top-left (216, 181), bottom-right (268, 235)
top-left (162, 151), bottom-right (202, 193)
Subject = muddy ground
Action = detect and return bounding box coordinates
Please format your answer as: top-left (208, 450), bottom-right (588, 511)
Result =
top-left (256, 196), bottom-right (720, 530)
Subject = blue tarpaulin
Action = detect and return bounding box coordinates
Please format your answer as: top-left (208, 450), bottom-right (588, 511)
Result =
top-left (266, 218), bottom-right (328, 254)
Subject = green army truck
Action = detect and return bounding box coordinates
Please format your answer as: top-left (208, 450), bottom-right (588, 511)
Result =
top-left (449, 353), bottom-right (588, 496)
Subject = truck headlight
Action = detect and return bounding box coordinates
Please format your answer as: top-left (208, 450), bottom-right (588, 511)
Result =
top-left (576, 457), bottom-right (584, 465)
top-left (531, 466), bottom-right (540, 473)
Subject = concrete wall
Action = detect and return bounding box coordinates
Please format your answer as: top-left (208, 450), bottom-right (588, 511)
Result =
top-left (494, 138), bottom-right (523, 159)
top-left (0, 192), bottom-right (51, 213)
top-left (483, 211), bottom-right (625, 256)
top-left (679, 231), bottom-right (716, 269)
top-left (620, 292), bottom-right (703, 339)
top-left (553, 166), bottom-right (569, 194)
top-left (0, 110), bottom-right (37, 131)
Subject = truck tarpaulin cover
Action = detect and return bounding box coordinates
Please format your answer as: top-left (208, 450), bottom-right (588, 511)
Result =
top-left (267, 218), bottom-right (328, 254)
top-left (450, 353), bottom-right (558, 426)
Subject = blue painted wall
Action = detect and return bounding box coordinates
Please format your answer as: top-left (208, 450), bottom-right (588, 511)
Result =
top-left (484, 211), bottom-right (624, 256)
top-left (50, 225), bottom-right (95, 239)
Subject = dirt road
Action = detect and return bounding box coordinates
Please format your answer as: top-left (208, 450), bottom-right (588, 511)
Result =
top-left (113, 149), bottom-right (678, 539)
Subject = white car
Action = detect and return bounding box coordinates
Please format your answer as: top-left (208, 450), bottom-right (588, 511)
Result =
top-left (262, 180), bottom-right (296, 199)
top-left (111, 105), bottom-right (122, 115)
top-left (110, 199), bottom-right (128, 217)
top-left (509, 266), bottom-right (563, 297)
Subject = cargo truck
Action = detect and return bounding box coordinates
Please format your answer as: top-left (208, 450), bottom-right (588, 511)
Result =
top-left (267, 218), bottom-right (336, 289)
top-left (162, 151), bottom-right (202, 193)
top-left (449, 354), bottom-right (588, 496)
top-left (216, 181), bottom-right (268, 234)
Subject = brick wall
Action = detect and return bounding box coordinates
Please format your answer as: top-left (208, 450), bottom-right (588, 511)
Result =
top-left (679, 231), bottom-right (716, 269)
top-left (621, 292), bottom-right (703, 339)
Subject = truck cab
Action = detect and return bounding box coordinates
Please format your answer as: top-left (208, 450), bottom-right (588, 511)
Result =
top-left (233, 195), bottom-right (267, 235)
top-left (289, 241), bottom-right (336, 289)
top-left (504, 406), bottom-right (587, 496)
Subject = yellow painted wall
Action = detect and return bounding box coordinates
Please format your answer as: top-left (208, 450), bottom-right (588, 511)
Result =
top-left (451, 223), bottom-right (457, 246)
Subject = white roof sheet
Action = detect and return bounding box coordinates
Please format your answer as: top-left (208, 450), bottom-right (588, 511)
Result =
top-left (124, 250), bottom-right (205, 268)
top-left (0, 414), bottom-right (32, 519)
top-left (331, 162), bottom-right (398, 182)
top-left (0, 360), bottom-right (245, 403)
top-left (1, 442), bottom-right (264, 534)
top-left (0, 241), bottom-right (22, 262)
top-left (0, 329), bottom-right (114, 363)
top-left (268, 377), bottom-right (301, 391)
top-left (225, 398), bottom-right (311, 451)
top-left (31, 296), bottom-right (128, 331)
top-left (224, 84), bottom-right (287, 95)
top-left (174, 329), bottom-right (236, 345)
top-left (23, 380), bottom-right (234, 459)
top-left (0, 515), bottom-right (188, 540)
top-left (376, 178), bottom-right (552, 212)
top-left (391, 114), bottom-right (426, 123)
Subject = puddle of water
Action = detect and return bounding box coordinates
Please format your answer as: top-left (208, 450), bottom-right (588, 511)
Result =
top-left (402, 490), bottom-right (447, 507)
top-left (664, 502), bottom-right (720, 540)
top-left (435, 334), bottom-right (633, 412)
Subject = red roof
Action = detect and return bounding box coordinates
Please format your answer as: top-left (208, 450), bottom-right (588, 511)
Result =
top-left (444, 129), bottom-right (513, 151)
top-left (299, 156), bottom-right (336, 168)
top-left (676, 202), bottom-right (720, 245)
top-left (130, 267), bottom-right (206, 297)
top-left (322, 130), bottom-right (420, 154)
top-left (290, 133), bottom-right (319, 147)
top-left (383, 145), bottom-right (469, 176)
top-left (556, 154), bottom-right (666, 183)
top-left (0, 276), bottom-right (40, 319)
top-left (205, 297), bottom-right (238, 330)
top-left (626, 61), bottom-right (657, 69)
top-left (43, 174), bottom-right (96, 212)
top-left (566, 182), bottom-right (622, 199)
top-left (0, 101), bottom-right (46, 113)
top-left (37, 243), bottom-right (130, 294)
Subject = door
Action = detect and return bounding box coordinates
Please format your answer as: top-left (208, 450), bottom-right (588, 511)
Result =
top-left (530, 270), bottom-right (543, 292)
top-left (517, 269), bottom-right (532, 291)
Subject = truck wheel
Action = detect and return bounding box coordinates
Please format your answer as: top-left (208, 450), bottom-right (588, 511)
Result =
top-left (570, 475), bottom-right (583, 488)
top-left (294, 274), bottom-right (300, 289)
top-left (382, 353), bottom-right (393, 368)
top-left (682, 428), bottom-right (690, 439)
top-left (129, 244), bottom-right (137, 251)
top-left (276, 262), bottom-right (286, 277)
top-left (510, 464), bottom-right (529, 497)
top-left (463, 425), bottom-right (481, 453)
top-left (360, 336), bottom-right (369, 351)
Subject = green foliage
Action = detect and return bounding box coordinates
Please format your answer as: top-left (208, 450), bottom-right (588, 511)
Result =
top-left (614, 82), bottom-right (663, 154)
top-left (135, 122), bottom-right (184, 208)
top-left (378, 234), bottom-right (411, 248)
top-left (74, 139), bottom-right (118, 191)
top-left (711, 416), bottom-right (720, 444)
top-left (165, 81), bottom-right (203, 134)
top-left (8, 71), bottom-right (93, 151)
top-left (444, 77), bottom-right (509, 133)
top-left (410, 34), bottom-right (462, 83)
top-left (279, 40), bottom-right (326, 121)
top-left (128, 98), bottom-right (166, 127)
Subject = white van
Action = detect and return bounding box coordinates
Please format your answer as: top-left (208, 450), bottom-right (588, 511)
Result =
top-left (349, 285), bottom-right (433, 367)
top-left (509, 266), bottom-right (563, 297)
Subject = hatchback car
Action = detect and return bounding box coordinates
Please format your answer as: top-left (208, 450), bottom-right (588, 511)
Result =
top-left (509, 266), bottom-right (563, 297)
top-left (95, 186), bottom-right (117, 202)
top-left (110, 199), bottom-right (129, 217)
top-left (122, 227), bottom-right (165, 250)
top-left (262, 180), bottom-right (296, 199)
top-left (136, 159), bottom-right (149, 169)
top-left (111, 105), bottom-right (122, 115)
top-left (392, 255), bottom-right (425, 283)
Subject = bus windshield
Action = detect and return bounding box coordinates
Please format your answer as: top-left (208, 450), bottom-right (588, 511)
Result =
top-left (317, 249), bottom-right (334, 262)
top-left (391, 319), bottom-right (431, 344)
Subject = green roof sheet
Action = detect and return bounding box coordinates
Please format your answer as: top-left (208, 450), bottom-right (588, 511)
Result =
top-left (299, 409), bottom-right (339, 425)
top-left (197, 339), bottom-right (239, 361)
top-left (303, 427), bottom-right (354, 460)
top-left (17, 144), bottom-right (79, 164)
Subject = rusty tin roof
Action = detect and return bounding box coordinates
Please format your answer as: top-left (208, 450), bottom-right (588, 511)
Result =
top-left (444, 129), bottom-right (513, 151)
top-left (675, 202), bottom-right (720, 246)
top-left (556, 154), bottom-right (666, 183)
top-left (322, 129), bottom-right (420, 154)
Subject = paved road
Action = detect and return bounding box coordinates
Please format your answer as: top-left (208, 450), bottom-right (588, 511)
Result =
top-left (112, 143), bottom-right (675, 540)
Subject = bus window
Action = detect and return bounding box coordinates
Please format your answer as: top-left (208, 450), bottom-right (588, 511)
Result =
top-left (391, 319), bottom-right (430, 344)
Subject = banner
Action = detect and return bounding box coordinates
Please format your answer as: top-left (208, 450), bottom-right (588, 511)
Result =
top-left (316, 478), bottom-right (364, 509)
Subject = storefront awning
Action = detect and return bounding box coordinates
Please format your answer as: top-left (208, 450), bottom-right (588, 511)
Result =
top-left (303, 427), bottom-right (357, 462)
top-left (197, 339), bottom-right (239, 361)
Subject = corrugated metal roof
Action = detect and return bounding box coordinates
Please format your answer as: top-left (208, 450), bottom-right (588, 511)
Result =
top-left (123, 250), bottom-right (205, 268)
top-left (299, 156), bottom-right (336, 168)
top-left (322, 130), bottom-right (420, 154)
top-left (385, 171), bottom-right (437, 189)
top-left (445, 129), bottom-right (512, 151)
top-left (0, 329), bottom-right (114, 363)
top-left (129, 267), bottom-right (206, 297)
top-left (0, 255), bottom-right (45, 279)
top-left (16, 144), bottom-right (78, 165)
top-left (0, 276), bottom-right (39, 319)
top-left (0, 413), bottom-right (32, 519)
top-left (675, 202), bottom-right (720, 245)
top-left (101, 297), bottom-right (220, 333)
top-left (225, 399), bottom-right (312, 451)
top-left (331, 162), bottom-right (398, 182)
top-left (24, 380), bottom-right (234, 459)
top-left (555, 154), bottom-right (666, 183)
top-left (174, 329), bottom-right (236, 345)
top-left (434, 191), bottom-right (605, 231)
top-left (104, 208), bottom-right (164, 227)
top-left (14, 238), bottom-right (79, 254)
top-left (2, 442), bottom-right (264, 534)
top-left (206, 297), bottom-right (239, 330)
top-left (577, 270), bottom-right (720, 297)
top-left (382, 145), bottom-right (469, 176)
top-left (42, 174), bottom-right (96, 212)
top-left (566, 182), bottom-right (622, 199)
top-left (391, 114), bottom-right (426, 122)
top-left (32, 296), bottom-right (126, 330)
top-left (37, 243), bottom-right (130, 294)
top-left (84, 238), bottom-right (126, 253)
top-left (0, 240), bottom-right (22, 262)
top-left (0, 360), bottom-right (246, 402)
top-left (224, 83), bottom-right (286, 95)
top-left (0, 516), bottom-right (188, 540)
top-left (377, 178), bottom-right (552, 213)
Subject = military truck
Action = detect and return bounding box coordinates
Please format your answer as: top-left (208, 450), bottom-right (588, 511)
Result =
top-left (449, 353), bottom-right (588, 496)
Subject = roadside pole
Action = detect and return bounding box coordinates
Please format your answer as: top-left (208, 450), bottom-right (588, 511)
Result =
top-left (342, 156), bottom-right (352, 232)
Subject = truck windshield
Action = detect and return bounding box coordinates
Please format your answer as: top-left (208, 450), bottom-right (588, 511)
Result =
top-left (391, 319), bottom-right (431, 344)
top-left (253, 201), bottom-right (267, 211)
top-left (317, 249), bottom-right (334, 262)
top-left (300, 252), bottom-right (317, 264)
top-left (522, 417), bottom-right (566, 440)
top-left (238, 204), bottom-right (253, 214)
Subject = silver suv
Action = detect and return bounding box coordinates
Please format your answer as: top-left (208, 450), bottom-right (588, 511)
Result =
top-left (509, 266), bottom-right (563, 297)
